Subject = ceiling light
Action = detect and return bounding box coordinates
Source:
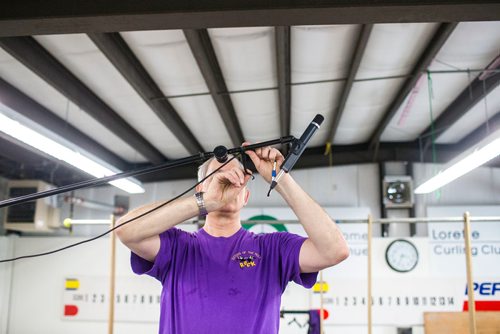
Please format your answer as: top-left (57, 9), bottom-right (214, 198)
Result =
top-left (0, 112), bottom-right (144, 194)
top-left (415, 129), bottom-right (500, 194)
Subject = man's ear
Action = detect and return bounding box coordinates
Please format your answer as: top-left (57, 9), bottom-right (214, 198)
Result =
top-left (243, 188), bottom-right (250, 205)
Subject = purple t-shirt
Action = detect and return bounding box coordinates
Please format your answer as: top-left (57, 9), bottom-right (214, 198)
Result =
top-left (131, 227), bottom-right (318, 334)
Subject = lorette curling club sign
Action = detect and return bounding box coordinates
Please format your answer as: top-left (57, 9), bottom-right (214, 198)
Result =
top-left (62, 276), bottom-right (160, 322)
top-left (427, 206), bottom-right (500, 278)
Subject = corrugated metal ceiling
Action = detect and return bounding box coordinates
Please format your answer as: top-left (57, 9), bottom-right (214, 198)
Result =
top-left (0, 6), bottom-right (499, 184)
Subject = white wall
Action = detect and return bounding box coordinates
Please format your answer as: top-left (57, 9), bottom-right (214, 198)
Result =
top-left (68, 162), bottom-right (499, 226)
top-left (0, 235), bottom-right (447, 334)
top-left (5, 230), bottom-right (499, 334)
top-left (2, 162), bottom-right (500, 333)
top-left (4, 236), bottom-right (159, 334)
top-left (66, 163), bottom-right (381, 223)
top-left (38, 161), bottom-right (500, 239)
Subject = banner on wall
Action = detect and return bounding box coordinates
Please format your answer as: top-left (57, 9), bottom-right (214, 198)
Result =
top-left (427, 206), bottom-right (500, 277)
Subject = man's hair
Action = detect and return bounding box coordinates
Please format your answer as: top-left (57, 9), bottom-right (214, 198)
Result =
top-left (197, 155), bottom-right (244, 182)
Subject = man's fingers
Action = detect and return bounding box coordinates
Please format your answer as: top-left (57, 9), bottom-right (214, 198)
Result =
top-left (217, 168), bottom-right (248, 187)
top-left (243, 142), bottom-right (285, 170)
top-left (216, 171), bottom-right (238, 187)
top-left (276, 154), bottom-right (285, 166)
top-left (269, 148), bottom-right (281, 162)
top-left (232, 168), bottom-right (245, 184)
top-left (261, 147), bottom-right (271, 160)
top-left (244, 149), bottom-right (260, 166)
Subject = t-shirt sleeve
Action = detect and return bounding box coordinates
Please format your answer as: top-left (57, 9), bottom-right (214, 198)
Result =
top-left (272, 232), bottom-right (318, 290)
top-left (130, 228), bottom-right (181, 283)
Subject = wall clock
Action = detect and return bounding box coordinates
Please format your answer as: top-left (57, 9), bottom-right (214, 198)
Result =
top-left (385, 239), bottom-right (419, 272)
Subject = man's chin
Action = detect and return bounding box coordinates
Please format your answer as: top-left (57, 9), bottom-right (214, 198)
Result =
top-left (216, 204), bottom-right (242, 215)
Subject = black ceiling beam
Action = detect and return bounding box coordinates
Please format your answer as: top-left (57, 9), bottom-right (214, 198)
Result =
top-left (368, 23), bottom-right (457, 149)
top-left (183, 29), bottom-right (244, 147)
top-left (135, 142), bottom-right (467, 182)
top-left (327, 24), bottom-right (373, 143)
top-left (275, 26), bottom-right (291, 141)
top-left (88, 33), bottom-right (204, 155)
top-left (456, 110), bottom-right (500, 150)
top-left (1, 1), bottom-right (500, 37)
top-left (297, 143), bottom-right (463, 169)
top-left (0, 78), bottom-right (129, 171)
top-left (421, 56), bottom-right (500, 151)
top-left (0, 37), bottom-right (166, 164)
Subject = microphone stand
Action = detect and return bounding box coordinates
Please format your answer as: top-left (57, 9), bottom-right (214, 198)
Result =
top-left (0, 136), bottom-right (296, 209)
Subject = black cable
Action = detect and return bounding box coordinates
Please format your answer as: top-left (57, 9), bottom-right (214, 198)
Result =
top-left (0, 156), bottom-right (238, 263)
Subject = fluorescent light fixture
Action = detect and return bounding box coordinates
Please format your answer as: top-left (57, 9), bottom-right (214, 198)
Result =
top-left (415, 129), bottom-right (500, 194)
top-left (63, 218), bottom-right (112, 227)
top-left (0, 112), bottom-right (144, 194)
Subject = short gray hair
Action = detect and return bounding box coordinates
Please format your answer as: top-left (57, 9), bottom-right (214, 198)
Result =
top-left (197, 155), bottom-right (244, 182)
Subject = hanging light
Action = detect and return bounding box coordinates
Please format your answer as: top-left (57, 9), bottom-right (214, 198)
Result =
top-left (415, 129), bottom-right (500, 194)
top-left (0, 110), bottom-right (144, 194)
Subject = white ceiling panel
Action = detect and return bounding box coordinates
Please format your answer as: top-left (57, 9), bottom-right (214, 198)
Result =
top-left (356, 23), bottom-right (439, 78)
top-left (334, 78), bottom-right (406, 144)
top-left (208, 27), bottom-right (276, 91)
top-left (380, 72), bottom-right (473, 141)
top-left (34, 34), bottom-right (190, 159)
top-left (334, 23), bottom-right (439, 144)
top-left (291, 25), bottom-right (360, 83)
top-left (430, 22), bottom-right (500, 71)
top-left (381, 21), bottom-right (500, 142)
top-left (291, 82), bottom-right (344, 146)
top-left (229, 90), bottom-right (280, 144)
top-left (169, 96), bottom-right (233, 152)
top-left (437, 85), bottom-right (500, 144)
top-left (0, 48), bottom-right (146, 162)
top-left (121, 30), bottom-right (208, 96)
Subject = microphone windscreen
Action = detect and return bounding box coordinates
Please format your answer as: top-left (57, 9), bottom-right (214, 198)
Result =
top-left (213, 145), bottom-right (228, 163)
top-left (313, 114), bottom-right (324, 126)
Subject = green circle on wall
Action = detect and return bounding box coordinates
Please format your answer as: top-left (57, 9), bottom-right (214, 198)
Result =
top-left (243, 214), bottom-right (288, 232)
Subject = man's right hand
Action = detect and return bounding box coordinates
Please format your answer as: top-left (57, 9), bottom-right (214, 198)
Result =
top-left (203, 167), bottom-right (251, 212)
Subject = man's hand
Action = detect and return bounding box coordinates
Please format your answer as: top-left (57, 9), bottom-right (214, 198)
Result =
top-left (203, 167), bottom-right (251, 211)
top-left (244, 142), bottom-right (285, 184)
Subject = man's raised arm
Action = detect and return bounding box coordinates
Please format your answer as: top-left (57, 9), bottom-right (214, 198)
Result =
top-left (245, 145), bottom-right (349, 273)
top-left (115, 197), bottom-right (200, 262)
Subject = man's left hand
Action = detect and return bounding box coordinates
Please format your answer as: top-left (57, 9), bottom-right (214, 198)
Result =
top-left (243, 142), bottom-right (285, 184)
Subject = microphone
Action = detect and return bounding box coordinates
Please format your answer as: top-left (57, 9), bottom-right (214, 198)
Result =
top-left (213, 145), bottom-right (228, 163)
top-left (267, 114), bottom-right (324, 196)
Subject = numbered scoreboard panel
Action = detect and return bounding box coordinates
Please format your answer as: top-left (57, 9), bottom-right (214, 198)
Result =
top-left (62, 276), bottom-right (161, 322)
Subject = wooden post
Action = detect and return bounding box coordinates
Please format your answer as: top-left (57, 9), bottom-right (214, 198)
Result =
top-left (108, 215), bottom-right (116, 334)
top-left (367, 214), bottom-right (373, 334)
top-left (319, 270), bottom-right (324, 334)
top-left (463, 211), bottom-right (477, 334)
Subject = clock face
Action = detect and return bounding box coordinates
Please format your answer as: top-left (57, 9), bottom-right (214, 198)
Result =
top-left (385, 239), bottom-right (419, 272)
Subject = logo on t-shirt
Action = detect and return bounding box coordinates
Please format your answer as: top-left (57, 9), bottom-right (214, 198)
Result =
top-left (231, 251), bottom-right (261, 269)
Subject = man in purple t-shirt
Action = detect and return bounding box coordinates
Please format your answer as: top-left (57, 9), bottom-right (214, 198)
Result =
top-left (116, 144), bottom-right (349, 333)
